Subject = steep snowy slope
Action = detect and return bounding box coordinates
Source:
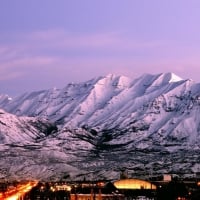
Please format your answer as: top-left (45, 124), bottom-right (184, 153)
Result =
top-left (0, 73), bottom-right (185, 124)
top-left (0, 109), bottom-right (82, 181)
top-left (0, 109), bottom-right (58, 144)
top-left (1, 72), bottom-right (200, 181)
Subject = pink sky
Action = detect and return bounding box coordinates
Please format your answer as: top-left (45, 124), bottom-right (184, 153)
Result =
top-left (0, 0), bottom-right (200, 95)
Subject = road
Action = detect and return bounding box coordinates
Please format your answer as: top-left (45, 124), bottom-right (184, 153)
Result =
top-left (0, 181), bottom-right (38, 200)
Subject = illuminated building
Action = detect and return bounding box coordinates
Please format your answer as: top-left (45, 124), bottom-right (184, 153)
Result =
top-left (114, 179), bottom-right (156, 190)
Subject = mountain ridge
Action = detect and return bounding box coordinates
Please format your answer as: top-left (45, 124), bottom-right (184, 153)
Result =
top-left (0, 72), bottom-right (189, 127)
top-left (1, 72), bottom-right (200, 181)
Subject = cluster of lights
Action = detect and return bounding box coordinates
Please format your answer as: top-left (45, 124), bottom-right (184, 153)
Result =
top-left (0, 181), bottom-right (38, 200)
top-left (50, 184), bottom-right (72, 192)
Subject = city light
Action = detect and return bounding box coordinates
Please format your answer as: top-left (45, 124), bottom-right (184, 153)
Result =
top-left (0, 181), bottom-right (38, 200)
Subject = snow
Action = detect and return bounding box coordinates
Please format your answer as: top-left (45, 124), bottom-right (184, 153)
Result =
top-left (167, 72), bottom-right (183, 83)
top-left (0, 72), bottom-right (200, 181)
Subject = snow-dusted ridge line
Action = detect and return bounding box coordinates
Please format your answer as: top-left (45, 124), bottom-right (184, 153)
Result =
top-left (0, 72), bottom-right (200, 181)
top-left (0, 73), bottom-right (186, 125)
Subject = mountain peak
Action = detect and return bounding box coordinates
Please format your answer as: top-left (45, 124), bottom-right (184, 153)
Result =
top-left (104, 73), bottom-right (128, 80)
top-left (163, 72), bottom-right (183, 83)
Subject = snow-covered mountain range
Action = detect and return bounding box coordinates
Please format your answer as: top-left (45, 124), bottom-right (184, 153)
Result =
top-left (1, 72), bottom-right (200, 181)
